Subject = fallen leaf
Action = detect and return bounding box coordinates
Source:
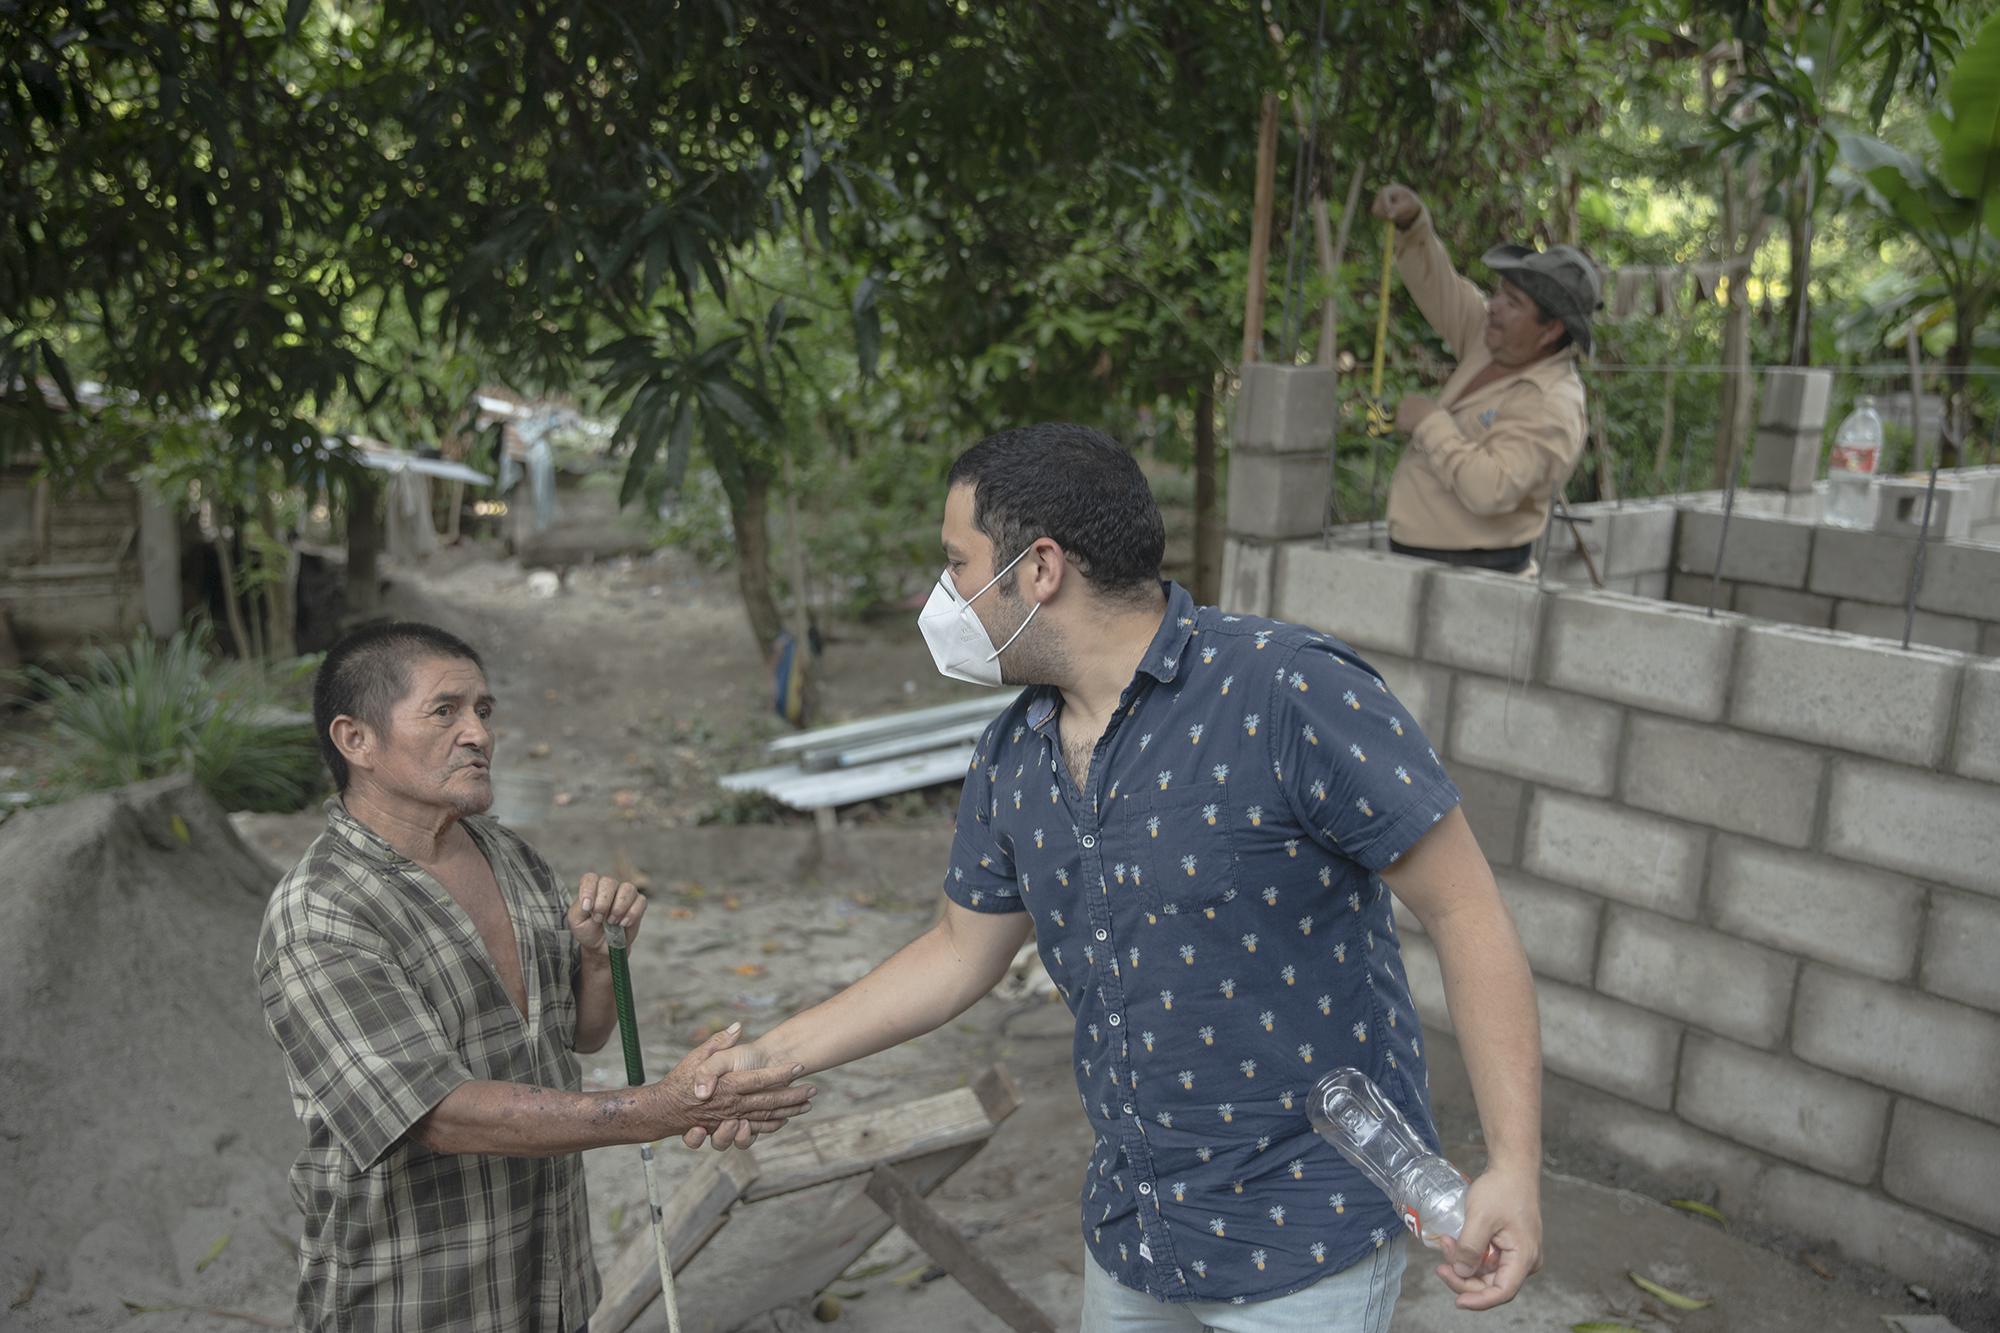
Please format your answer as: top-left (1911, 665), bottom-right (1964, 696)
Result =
top-left (1805, 1255), bottom-right (1835, 1281)
top-left (1667, 1198), bottom-right (1727, 1225)
top-left (544, 689), bottom-right (560, 702)
top-left (723, 894), bottom-right (743, 911)
top-left (732, 963), bottom-right (767, 977)
top-left (170, 814), bottom-right (191, 844)
top-left (1628, 1272), bottom-right (1712, 1311)
top-left (12, 1266), bottom-right (41, 1309)
top-left (667, 907), bottom-right (696, 921)
top-left (760, 939), bottom-right (783, 954)
top-left (611, 790), bottom-right (639, 809)
top-left (195, 1232), bottom-right (232, 1273)
top-left (554, 792), bottom-right (574, 807)
top-left (528, 742), bottom-right (552, 759)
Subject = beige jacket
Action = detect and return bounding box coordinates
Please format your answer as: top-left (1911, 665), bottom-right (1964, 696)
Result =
top-left (1384, 207), bottom-right (1588, 551)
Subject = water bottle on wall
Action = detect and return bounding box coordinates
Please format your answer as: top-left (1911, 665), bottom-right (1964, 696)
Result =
top-left (1824, 395), bottom-right (1884, 529)
top-left (1307, 1067), bottom-right (1471, 1248)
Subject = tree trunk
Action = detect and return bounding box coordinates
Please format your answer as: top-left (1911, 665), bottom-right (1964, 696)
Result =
top-left (1783, 175), bottom-right (1814, 366)
top-left (727, 467), bottom-right (784, 654)
top-left (1192, 375), bottom-right (1222, 605)
top-left (211, 530), bottom-right (255, 659)
top-left (345, 473), bottom-right (385, 620)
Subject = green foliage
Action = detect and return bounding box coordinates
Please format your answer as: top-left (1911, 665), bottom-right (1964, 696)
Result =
top-left (14, 629), bottom-right (324, 813)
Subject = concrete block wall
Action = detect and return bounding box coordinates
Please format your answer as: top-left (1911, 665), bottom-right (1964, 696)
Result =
top-left (1267, 545), bottom-right (2000, 1295)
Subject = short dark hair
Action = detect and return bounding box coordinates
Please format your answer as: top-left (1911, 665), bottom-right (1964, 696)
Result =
top-left (313, 621), bottom-right (484, 791)
top-left (945, 423), bottom-right (1165, 603)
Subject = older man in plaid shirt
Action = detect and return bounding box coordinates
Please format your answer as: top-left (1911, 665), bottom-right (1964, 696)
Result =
top-left (257, 622), bottom-right (815, 1332)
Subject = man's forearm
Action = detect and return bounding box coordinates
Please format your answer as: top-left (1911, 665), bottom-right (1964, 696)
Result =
top-left (1426, 899), bottom-right (1542, 1169)
top-left (413, 1079), bottom-right (663, 1157)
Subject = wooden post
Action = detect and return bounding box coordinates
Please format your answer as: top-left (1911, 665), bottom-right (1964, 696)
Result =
top-left (1241, 94), bottom-right (1280, 367)
top-left (864, 1166), bottom-right (1056, 1333)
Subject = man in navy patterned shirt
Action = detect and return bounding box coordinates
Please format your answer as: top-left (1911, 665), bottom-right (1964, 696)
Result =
top-left (692, 424), bottom-right (1544, 1331)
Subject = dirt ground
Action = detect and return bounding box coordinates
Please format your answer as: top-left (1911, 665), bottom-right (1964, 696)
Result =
top-left (5, 542), bottom-right (1985, 1332)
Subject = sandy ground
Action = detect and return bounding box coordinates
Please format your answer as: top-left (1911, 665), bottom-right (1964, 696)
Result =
top-left (7, 542), bottom-right (1984, 1331)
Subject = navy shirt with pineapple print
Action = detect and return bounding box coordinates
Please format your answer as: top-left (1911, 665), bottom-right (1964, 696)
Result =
top-left (944, 581), bottom-right (1461, 1305)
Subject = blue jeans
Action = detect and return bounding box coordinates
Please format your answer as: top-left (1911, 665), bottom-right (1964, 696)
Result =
top-left (1080, 1240), bottom-right (1405, 1333)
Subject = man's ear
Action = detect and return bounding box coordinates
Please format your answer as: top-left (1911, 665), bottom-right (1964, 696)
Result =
top-left (329, 715), bottom-right (375, 778)
top-left (1026, 535), bottom-right (1068, 604)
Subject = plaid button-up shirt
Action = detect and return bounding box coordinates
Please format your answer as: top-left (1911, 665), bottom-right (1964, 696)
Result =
top-left (944, 582), bottom-right (1459, 1305)
top-left (256, 803), bottom-right (600, 1332)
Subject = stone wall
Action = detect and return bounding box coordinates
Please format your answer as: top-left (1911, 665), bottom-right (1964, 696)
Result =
top-left (1252, 544), bottom-right (1999, 1294)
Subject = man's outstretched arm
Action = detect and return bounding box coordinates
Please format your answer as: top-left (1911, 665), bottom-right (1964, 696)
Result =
top-left (684, 899), bottom-right (1034, 1148)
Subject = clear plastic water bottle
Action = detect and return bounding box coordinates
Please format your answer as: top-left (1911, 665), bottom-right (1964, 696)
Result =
top-left (1307, 1067), bottom-right (1468, 1247)
top-left (1824, 395), bottom-right (1884, 529)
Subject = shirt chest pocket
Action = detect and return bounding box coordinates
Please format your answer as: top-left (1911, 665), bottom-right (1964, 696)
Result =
top-left (1136, 787), bottom-right (1239, 917)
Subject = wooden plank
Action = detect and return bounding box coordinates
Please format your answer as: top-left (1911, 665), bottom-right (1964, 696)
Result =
top-left (864, 1165), bottom-right (1056, 1333)
top-left (593, 1150), bottom-right (760, 1333)
top-left (742, 1076), bottom-right (1011, 1202)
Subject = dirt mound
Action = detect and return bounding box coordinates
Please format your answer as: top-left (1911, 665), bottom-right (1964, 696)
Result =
top-left (0, 776), bottom-right (300, 1330)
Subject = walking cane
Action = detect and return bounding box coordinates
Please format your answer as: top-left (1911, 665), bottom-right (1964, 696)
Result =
top-left (605, 922), bottom-right (683, 1333)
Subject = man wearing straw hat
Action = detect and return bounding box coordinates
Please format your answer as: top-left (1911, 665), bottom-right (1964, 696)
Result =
top-left (1371, 183), bottom-right (1600, 576)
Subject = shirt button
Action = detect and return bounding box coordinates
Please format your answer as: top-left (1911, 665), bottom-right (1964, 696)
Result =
top-left (1107, 1013), bottom-right (1121, 1027)
top-left (1123, 1103), bottom-right (1135, 1115)
top-left (1095, 928), bottom-right (1108, 941)
top-left (1138, 1182), bottom-right (1152, 1195)
top-left (1081, 834), bottom-right (1097, 849)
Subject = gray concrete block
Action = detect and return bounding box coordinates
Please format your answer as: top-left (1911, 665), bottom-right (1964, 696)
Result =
top-left (1522, 790), bottom-right (1705, 919)
top-left (1544, 591), bottom-right (1737, 721)
top-left (1807, 526), bottom-right (1917, 604)
top-left (1537, 977), bottom-right (1682, 1110)
top-left (1676, 509), bottom-right (1813, 588)
top-left (1987, 621), bottom-right (2000, 657)
top-left (1632, 571), bottom-right (1669, 599)
top-left (1232, 362), bottom-right (1338, 453)
top-left (1419, 567), bottom-right (1545, 678)
top-left (1921, 889), bottom-right (2000, 1014)
top-left (1793, 964), bottom-right (2000, 1121)
top-left (1830, 598), bottom-right (1983, 655)
top-left (1493, 869), bottom-right (1601, 986)
top-left (1219, 538), bottom-right (1278, 618)
top-left (1597, 907), bottom-right (1797, 1049)
top-left (1709, 836), bottom-right (1923, 982)
top-left (1666, 568), bottom-right (1730, 612)
top-left (1601, 504), bottom-right (1679, 579)
top-left (1883, 1098), bottom-right (2000, 1234)
top-left (1227, 450), bottom-right (1332, 541)
top-left (1539, 1081), bottom-right (1770, 1215)
top-left (1730, 583), bottom-right (1835, 628)
top-left (1748, 425), bottom-right (1820, 493)
top-left (1914, 540), bottom-right (2000, 622)
top-left (1446, 675), bottom-right (1622, 797)
top-left (1730, 623), bottom-right (1961, 767)
top-left (1399, 933), bottom-right (1449, 1033)
top-left (1450, 764), bottom-right (1526, 867)
top-left (1874, 478), bottom-right (1972, 541)
top-left (1758, 366), bottom-right (1834, 433)
top-left (1359, 652), bottom-right (1451, 746)
top-left (1824, 759), bottom-right (2000, 898)
top-left (1752, 1165), bottom-right (1998, 1293)
top-left (1271, 545), bottom-right (1428, 655)
top-left (1621, 714), bottom-right (1823, 848)
top-left (1678, 1033), bottom-right (1889, 1183)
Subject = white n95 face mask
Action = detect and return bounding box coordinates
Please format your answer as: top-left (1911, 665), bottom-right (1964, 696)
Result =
top-left (917, 545), bottom-right (1040, 687)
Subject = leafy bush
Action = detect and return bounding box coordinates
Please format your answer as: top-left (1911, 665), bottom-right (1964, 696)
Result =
top-left (15, 630), bottom-right (325, 813)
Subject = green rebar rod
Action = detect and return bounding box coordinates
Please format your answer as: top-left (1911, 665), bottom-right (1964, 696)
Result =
top-left (606, 923), bottom-right (645, 1087)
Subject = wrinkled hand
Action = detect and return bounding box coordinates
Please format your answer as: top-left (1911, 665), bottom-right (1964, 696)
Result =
top-left (679, 1037), bottom-right (790, 1151)
top-left (1395, 394), bottom-right (1441, 436)
top-left (1434, 1163), bottom-right (1542, 1310)
top-left (568, 871), bottom-right (646, 955)
top-left (1371, 183), bottom-right (1422, 228)
top-left (642, 1025), bottom-right (813, 1142)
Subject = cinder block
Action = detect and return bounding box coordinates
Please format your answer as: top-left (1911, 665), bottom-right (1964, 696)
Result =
top-left (1676, 509), bottom-right (1813, 588)
top-left (1232, 362), bottom-right (1338, 453)
top-left (1449, 764), bottom-right (1526, 867)
top-left (1271, 545), bottom-right (1428, 655)
top-left (1227, 450), bottom-right (1332, 541)
top-left (1537, 977), bottom-right (1682, 1110)
top-left (1360, 653), bottom-right (1450, 745)
top-left (1220, 538), bottom-right (1278, 618)
top-left (1915, 540), bottom-right (2000, 622)
top-left (1666, 568), bottom-right (1731, 612)
top-left (1419, 567), bottom-right (1545, 678)
top-left (1399, 933), bottom-right (1449, 1033)
top-left (1621, 714), bottom-right (1823, 848)
top-left (1494, 869), bottom-right (1601, 986)
top-left (1447, 675), bottom-right (1621, 797)
top-left (1539, 1080), bottom-right (1769, 1214)
top-left (1601, 504), bottom-right (1679, 579)
top-left (1808, 527), bottom-right (1917, 604)
top-left (1543, 591), bottom-right (1737, 721)
top-left (1874, 478), bottom-right (1972, 540)
top-left (1986, 622), bottom-right (2000, 657)
top-left (1678, 1033), bottom-right (1889, 1182)
top-left (1710, 836), bottom-right (1922, 982)
top-left (1793, 965), bottom-right (2000, 1121)
top-left (1632, 571), bottom-right (1669, 599)
top-left (1730, 583), bottom-right (1835, 628)
top-left (1884, 1099), bottom-right (2000, 1234)
top-left (1730, 623), bottom-right (1961, 767)
top-left (1921, 889), bottom-right (2000, 1013)
top-left (1748, 425), bottom-right (1820, 492)
top-left (1830, 598), bottom-right (1982, 655)
top-left (1522, 790), bottom-right (1704, 919)
top-left (1825, 759), bottom-right (2000, 897)
top-left (1597, 907), bottom-right (1797, 1049)
top-left (1964, 659), bottom-right (2000, 783)
top-left (1757, 366), bottom-right (1834, 433)
top-left (1753, 1165), bottom-right (1998, 1292)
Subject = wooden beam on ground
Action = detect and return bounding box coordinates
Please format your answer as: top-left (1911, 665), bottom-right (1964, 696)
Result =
top-left (864, 1165), bottom-right (1056, 1333)
top-left (594, 1151), bottom-right (760, 1333)
top-left (1241, 93), bottom-right (1280, 367)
